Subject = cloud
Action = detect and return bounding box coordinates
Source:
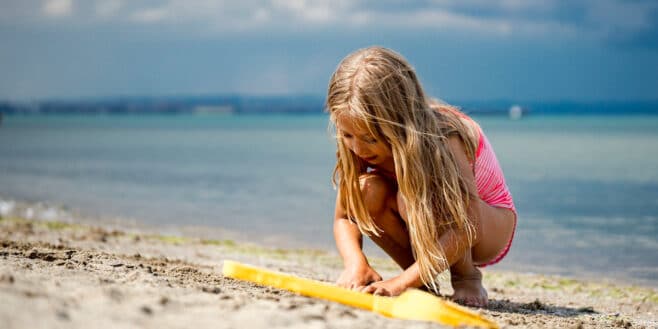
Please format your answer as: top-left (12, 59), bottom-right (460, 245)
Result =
top-left (112, 0), bottom-right (576, 37)
top-left (582, 0), bottom-right (658, 47)
top-left (131, 7), bottom-right (170, 23)
top-left (0, 0), bottom-right (655, 46)
top-left (271, 0), bottom-right (344, 24)
top-left (42, 0), bottom-right (73, 17)
top-left (341, 8), bottom-right (579, 37)
top-left (95, 0), bottom-right (122, 19)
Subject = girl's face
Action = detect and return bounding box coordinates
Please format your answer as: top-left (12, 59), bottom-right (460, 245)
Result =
top-left (336, 114), bottom-right (393, 167)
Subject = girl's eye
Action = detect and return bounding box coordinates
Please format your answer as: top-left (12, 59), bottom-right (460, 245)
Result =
top-left (342, 133), bottom-right (353, 139)
top-left (364, 137), bottom-right (378, 144)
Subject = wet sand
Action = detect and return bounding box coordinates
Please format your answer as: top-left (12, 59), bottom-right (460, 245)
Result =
top-left (0, 202), bottom-right (656, 328)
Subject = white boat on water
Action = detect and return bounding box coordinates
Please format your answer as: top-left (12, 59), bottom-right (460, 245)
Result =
top-left (508, 105), bottom-right (523, 120)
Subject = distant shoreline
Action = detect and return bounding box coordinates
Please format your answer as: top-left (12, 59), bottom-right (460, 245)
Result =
top-left (2, 96), bottom-right (657, 116)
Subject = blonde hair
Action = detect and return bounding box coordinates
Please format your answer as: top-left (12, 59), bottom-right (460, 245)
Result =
top-left (327, 46), bottom-right (478, 292)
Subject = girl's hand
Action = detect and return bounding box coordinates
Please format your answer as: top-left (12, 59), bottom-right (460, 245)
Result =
top-left (360, 276), bottom-right (407, 296)
top-left (336, 264), bottom-right (382, 290)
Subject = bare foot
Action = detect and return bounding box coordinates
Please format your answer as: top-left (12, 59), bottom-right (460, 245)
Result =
top-left (450, 267), bottom-right (488, 308)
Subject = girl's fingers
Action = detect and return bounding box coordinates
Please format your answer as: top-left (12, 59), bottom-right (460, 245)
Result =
top-left (351, 284), bottom-right (366, 291)
top-left (359, 285), bottom-right (373, 293)
top-left (373, 287), bottom-right (390, 296)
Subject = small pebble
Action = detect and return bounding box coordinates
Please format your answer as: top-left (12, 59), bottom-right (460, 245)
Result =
top-left (0, 274), bottom-right (15, 284)
top-left (26, 249), bottom-right (38, 259)
top-left (202, 286), bottom-right (221, 294)
top-left (140, 306), bottom-right (153, 315)
top-left (56, 310), bottom-right (70, 321)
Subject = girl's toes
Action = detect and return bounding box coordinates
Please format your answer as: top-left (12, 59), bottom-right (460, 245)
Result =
top-left (465, 297), bottom-right (478, 307)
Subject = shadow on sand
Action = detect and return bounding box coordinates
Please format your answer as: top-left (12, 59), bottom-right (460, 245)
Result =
top-left (487, 298), bottom-right (596, 317)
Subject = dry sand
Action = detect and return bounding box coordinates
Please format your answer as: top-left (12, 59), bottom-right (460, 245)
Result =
top-left (0, 205), bottom-right (656, 328)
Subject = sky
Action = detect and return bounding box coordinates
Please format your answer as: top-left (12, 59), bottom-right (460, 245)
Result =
top-left (1, 0), bottom-right (657, 102)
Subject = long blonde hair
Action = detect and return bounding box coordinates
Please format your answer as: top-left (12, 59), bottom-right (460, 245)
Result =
top-left (327, 46), bottom-right (478, 292)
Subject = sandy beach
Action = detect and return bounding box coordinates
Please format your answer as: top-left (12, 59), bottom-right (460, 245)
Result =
top-left (0, 200), bottom-right (656, 329)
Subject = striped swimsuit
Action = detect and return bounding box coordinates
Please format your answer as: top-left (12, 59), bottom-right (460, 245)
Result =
top-left (469, 119), bottom-right (517, 267)
top-left (372, 109), bottom-right (517, 266)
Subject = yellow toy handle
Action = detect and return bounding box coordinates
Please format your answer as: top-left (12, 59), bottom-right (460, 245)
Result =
top-left (223, 260), bottom-right (379, 311)
top-left (222, 260), bottom-right (498, 328)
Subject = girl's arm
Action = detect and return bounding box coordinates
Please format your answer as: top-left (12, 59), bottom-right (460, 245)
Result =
top-left (362, 226), bottom-right (472, 295)
top-left (333, 211), bottom-right (367, 267)
top-left (334, 191), bottom-right (383, 288)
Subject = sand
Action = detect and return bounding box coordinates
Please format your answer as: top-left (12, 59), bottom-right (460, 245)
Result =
top-left (0, 201), bottom-right (656, 328)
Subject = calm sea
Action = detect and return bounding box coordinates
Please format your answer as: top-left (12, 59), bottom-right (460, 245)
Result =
top-left (1, 113), bottom-right (657, 285)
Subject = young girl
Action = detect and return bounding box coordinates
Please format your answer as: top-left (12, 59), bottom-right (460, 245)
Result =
top-left (327, 47), bottom-right (517, 308)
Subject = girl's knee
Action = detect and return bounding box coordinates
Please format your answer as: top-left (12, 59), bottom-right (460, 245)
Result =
top-left (359, 174), bottom-right (394, 219)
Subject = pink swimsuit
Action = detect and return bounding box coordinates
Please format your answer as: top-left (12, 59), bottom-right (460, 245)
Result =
top-left (371, 109), bottom-right (517, 267)
top-left (439, 108), bottom-right (517, 266)
top-left (469, 119), bottom-right (517, 267)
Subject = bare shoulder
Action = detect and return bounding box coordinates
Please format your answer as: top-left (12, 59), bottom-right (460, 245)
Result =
top-left (447, 136), bottom-right (470, 162)
top-left (446, 136), bottom-right (478, 194)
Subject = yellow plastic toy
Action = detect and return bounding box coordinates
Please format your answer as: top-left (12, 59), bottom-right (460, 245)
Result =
top-left (222, 260), bottom-right (498, 328)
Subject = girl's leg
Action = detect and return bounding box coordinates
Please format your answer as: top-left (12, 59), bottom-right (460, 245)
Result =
top-left (395, 190), bottom-right (514, 307)
top-left (358, 174), bottom-right (415, 270)
top-left (449, 248), bottom-right (487, 307)
top-left (450, 198), bottom-right (516, 307)
top-left (360, 173), bottom-right (515, 307)
top-left (470, 199), bottom-right (516, 265)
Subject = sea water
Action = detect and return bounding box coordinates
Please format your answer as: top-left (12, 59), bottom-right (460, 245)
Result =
top-left (1, 113), bottom-right (657, 285)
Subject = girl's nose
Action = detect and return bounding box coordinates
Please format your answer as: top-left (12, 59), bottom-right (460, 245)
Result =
top-left (352, 140), bottom-right (367, 157)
